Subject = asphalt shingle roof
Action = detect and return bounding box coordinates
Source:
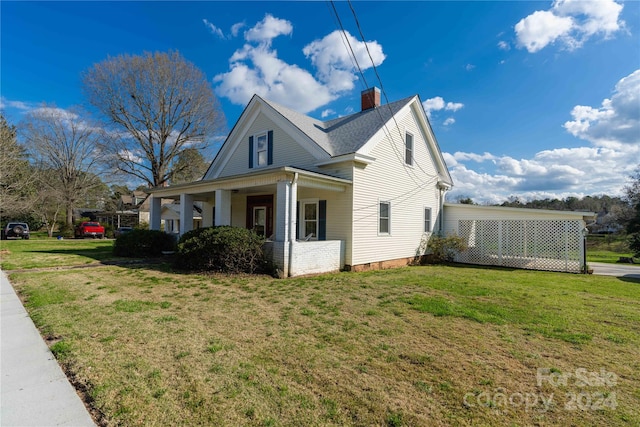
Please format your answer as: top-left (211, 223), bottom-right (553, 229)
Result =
top-left (261, 95), bottom-right (416, 157)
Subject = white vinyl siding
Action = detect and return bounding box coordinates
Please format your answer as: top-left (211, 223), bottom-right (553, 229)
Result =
top-left (218, 112), bottom-right (318, 178)
top-left (351, 105), bottom-right (442, 265)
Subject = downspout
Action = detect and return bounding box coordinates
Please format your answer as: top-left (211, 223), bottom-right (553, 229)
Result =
top-left (288, 172), bottom-right (299, 277)
top-left (437, 182), bottom-right (447, 235)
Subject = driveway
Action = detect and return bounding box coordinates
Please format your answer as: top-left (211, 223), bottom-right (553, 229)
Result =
top-left (590, 262), bottom-right (640, 280)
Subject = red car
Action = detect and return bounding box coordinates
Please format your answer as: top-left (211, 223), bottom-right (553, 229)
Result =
top-left (74, 221), bottom-right (105, 239)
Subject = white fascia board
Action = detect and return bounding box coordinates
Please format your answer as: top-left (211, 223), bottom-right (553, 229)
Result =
top-left (412, 99), bottom-right (454, 186)
top-left (315, 153), bottom-right (376, 167)
top-left (208, 101), bottom-right (262, 179)
top-left (443, 203), bottom-right (597, 220)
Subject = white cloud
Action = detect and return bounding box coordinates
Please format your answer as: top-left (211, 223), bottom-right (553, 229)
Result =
top-left (321, 109), bottom-right (336, 119)
top-left (443, 118), bottom-right (455, 126)
top-left (564, 69), bottom-right (640, 148)
top-left (203, 19), bottom-right (225, 39)
top-left (515, 0), bottom-right (624, 53)
top-left (244, 14), bottom-right (292, 44)
top-left (422, 96), bottom-right (464, 121)
top-left (230, 22), bottom-right (245, 38)
top-left (465, 64), bottom-right (475, 71)
top-left (446, 144), bottom-right (639, 204)
top-left (214, 15), bottom-right (386, 114)
top-left (303, 30), bottom-right (385, 92)
top-left (497, 40), bottom-right (510, 51)
top-left (0, 97), bottom-right (32, 112)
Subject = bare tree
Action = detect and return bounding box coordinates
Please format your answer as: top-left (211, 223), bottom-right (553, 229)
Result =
top-left (21, 105), bottom-right (105, 226)
top-left (82, 50), bottom-right (225, 188)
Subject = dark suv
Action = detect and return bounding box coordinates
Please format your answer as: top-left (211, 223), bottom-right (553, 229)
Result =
top-left (3, 222), bottom-right (30, 239)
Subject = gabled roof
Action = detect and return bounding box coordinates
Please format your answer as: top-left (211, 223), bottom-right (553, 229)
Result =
top-left (262, 95), bottom-right (415, 157)
top-left (205, 92), bottom-right (453, 186)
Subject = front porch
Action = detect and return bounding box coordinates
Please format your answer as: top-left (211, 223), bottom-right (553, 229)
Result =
top-left (148, 167), bottom-right (350, 277)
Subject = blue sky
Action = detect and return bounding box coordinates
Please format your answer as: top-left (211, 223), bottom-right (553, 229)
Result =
top-left (2, 1), bottom-right (639, 203)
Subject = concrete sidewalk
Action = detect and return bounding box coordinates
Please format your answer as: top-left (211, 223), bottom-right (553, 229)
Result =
top-left (1, 269), bottom-right (95, 426)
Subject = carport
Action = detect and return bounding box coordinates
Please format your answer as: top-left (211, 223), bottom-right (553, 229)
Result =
top-left (442, 204), bottom-right (597, 273)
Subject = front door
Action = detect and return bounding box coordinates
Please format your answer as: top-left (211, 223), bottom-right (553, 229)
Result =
top-left (246, 195), bottom-right (273, 238)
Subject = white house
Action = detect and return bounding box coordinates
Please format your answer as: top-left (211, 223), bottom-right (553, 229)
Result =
top-left (148, 88), bottom-right (595, 276)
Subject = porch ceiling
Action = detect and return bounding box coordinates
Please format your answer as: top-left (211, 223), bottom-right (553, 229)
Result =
top-left (147, 166), bottom-right (351, 199)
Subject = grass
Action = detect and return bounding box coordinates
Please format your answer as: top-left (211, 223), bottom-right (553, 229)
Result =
top-left (587, 234), bottom-right (638, 264)
top-left (2, 238), bottom-right (640, 426)
top-left (0, 238), bottom-right (117, 270)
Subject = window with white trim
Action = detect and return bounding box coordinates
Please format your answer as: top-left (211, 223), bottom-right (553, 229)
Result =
top-left (405, 132), bottom-right (413, 166)
top-left (424, 207), bottom-right (432, 232)
top-left (255, 131), bottom-right (268, 167)
top-left (379, 201), bottom-right (390, 234)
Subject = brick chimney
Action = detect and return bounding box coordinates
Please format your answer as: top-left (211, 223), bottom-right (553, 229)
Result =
top-left (361, 87), bottom-right (380, 111)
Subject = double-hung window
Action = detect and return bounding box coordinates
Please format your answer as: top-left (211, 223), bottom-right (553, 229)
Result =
top-left (255, 132), bottom-right (268, 167)
top-left (249, 130), bottom-right (273, 169)
top-left (424, 207), bottom-right (432, 233)
top-left (301, 200), bottom-right (318, 239)
top-left (379, 201), bottom-right (390, 234)
top-left (405, 132), bottom-right (413, 166)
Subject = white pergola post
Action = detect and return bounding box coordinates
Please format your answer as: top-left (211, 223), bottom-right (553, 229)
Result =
top-left (149, 196), bottom-right (162, 231)
top-left (179, 193), bottom-right (194, 236)
top-left (214, 190), bottom-right (231, 226)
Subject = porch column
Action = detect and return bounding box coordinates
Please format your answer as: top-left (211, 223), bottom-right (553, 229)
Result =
top-left (215, 190), bottom-right (231, 226)
top-left (276, 179), bottom-right (296, 242)
top-left (202, 198), bottom-right (215, 228)
top-left (149, 196), bottom-right (161, 231)
top-left (180, 193), bottom-right (194, 235)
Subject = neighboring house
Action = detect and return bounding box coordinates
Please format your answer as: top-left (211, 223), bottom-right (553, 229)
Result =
top-left (161, 202), bottom-right (203, 236)
top-left (148, 88), bottom-right (595, 276)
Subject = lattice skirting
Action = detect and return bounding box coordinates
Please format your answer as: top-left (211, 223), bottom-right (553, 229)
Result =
top-left (456, 219), bottom-right (584, 273)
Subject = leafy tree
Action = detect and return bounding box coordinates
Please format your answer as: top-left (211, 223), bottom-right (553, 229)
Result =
top-left (169, 148), bottom-right (208, 184)
top-left (624, 168), bottom-right (640, 256)
top-left (82, 50), bottom-right (225, 188)
top-left (0, 113), bottom-right (35, 220)
top-left (21, 105), bottom-right (105, 226)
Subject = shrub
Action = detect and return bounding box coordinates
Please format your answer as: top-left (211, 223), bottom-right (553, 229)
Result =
top-left (113, 229), bottom-right (177, 257)
top-left (428, 234), bottom-right (468, 262)
top-left (56, 222), bottom-right (75, 238)
top-left (416, 234), bottom-right (468, 264)
top-left (173, 226), bottom-right (268, 274)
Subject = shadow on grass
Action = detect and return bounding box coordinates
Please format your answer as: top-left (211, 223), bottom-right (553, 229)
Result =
top-left (618, 276), bottom-right (640, 284)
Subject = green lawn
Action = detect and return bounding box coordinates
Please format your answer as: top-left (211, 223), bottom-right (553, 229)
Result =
top-left (2, 239), bottom-right (639, 426)
top-left (587, 234), bottom-right (637, 264)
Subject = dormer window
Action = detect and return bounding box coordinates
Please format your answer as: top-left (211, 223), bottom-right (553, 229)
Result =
top-left (249, 130), bottom-right (274, 169)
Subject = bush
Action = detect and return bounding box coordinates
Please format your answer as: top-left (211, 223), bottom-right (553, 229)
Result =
top-left (113, 229), bottom-right (177, 257)
top-left (428, 234), bottom-right (468, 262)
top-left (417, 234), bottom-right (468, 263)
top-left (173, 226), bottom-right (268, 274)
top-left (56, 222), bottom-right (75, 238)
